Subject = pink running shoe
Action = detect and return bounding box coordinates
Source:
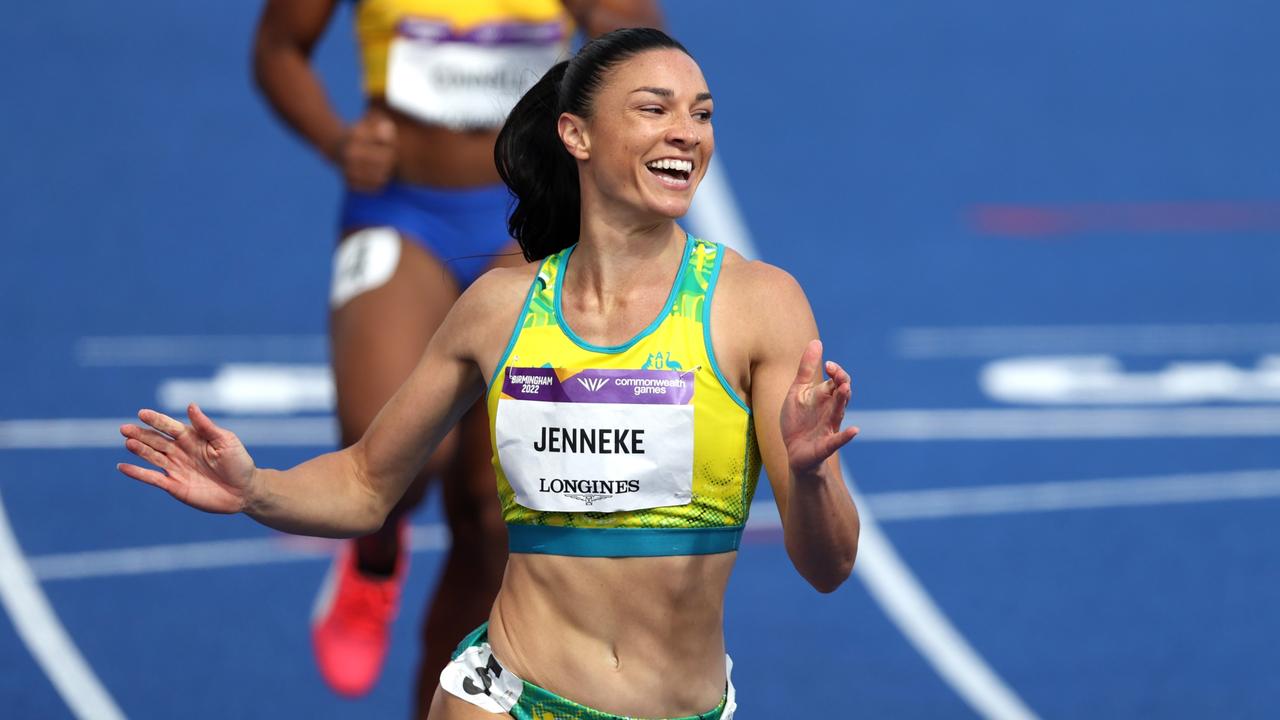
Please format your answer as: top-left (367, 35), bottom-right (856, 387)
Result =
top-left (311, 536), bottom-right (407, 697)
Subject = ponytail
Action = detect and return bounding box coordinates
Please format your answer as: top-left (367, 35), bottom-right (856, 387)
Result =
top-left (495, 28), bottom-right (691, 261)
top-left (495, 61), bottom-right (578, 261)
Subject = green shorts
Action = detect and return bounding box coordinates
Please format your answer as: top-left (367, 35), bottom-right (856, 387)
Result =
top-left (439, 623), bottom-right (736, 720)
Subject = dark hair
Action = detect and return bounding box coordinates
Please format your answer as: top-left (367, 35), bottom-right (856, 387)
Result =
top-left (495, 28), bottom-right (691, 261)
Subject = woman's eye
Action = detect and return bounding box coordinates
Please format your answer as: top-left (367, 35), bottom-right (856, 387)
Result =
top-left (641, 106), bottom-right (665, 115)
top-left (694, 110), bottom-right (713, 121)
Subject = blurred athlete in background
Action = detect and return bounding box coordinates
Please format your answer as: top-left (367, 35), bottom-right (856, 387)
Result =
top-left (251, 0), bottom-right (662, 712)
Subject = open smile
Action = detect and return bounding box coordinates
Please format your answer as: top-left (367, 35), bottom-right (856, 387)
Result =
top-left (644, 158), bottom-right (694, 189)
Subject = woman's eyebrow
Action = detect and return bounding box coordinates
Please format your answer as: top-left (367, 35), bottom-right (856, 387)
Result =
top-left (630, 87), bottom-right (714, 102)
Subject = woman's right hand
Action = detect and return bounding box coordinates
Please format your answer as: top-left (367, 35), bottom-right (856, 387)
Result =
top-left (332, 109), bottom-right (397, 192)
top-left (118, 404), bottom-right (258, 514)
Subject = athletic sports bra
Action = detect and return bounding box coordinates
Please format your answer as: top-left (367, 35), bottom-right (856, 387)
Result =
top-left (350, 0), bottom-right (571, 129)
top-left (486, 235), bottom-right (763, 558)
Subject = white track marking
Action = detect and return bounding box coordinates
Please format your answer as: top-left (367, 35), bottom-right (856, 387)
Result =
top-left (0, 417), bottom-right (339, 449)
top-left (849, 407), bottom-right (1280, 440)
top-left (746, 469), bottom-right (1280, 526)
top-left (158, 364), bottom-right (334, 415)
top-left (866, 469), bottom-right (1280, 520)
top-left (894, 323), bottom-right (1280, 359)
top-left (29, 470), bottom-right (1280, 583)
top-left (31, 526), bottom-right (450, 583)
top-left (8, 406), bottom-right (1280, 450)
top-left (76, 334), bottom-right (327, 366)
top-left (846, 472), bottom-right (1038, 720)
top-left (0, 489), bottom-right (126, 720)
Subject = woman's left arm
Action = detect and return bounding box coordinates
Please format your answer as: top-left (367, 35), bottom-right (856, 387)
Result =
top-left (742, 264), bottom-right (860, 593)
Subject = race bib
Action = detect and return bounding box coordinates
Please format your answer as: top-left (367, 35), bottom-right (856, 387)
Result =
top-left (386, 18), bottom-right (565, 129)
top-left (496, 367), bottom-right (695, 513)
top-left (439, 641), bottom-right (523, 713)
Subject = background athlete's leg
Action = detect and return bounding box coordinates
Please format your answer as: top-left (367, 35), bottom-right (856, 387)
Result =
top-left (413, 242), bottom-right (526, 718)
top-left (414, 403), bottom-right (509, 716)
top-left (332, 232), bottom-right (463, 570)
top-left (317, 230), bottom-right (464, 697)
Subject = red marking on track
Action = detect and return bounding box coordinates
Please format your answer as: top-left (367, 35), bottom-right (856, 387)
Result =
top-left (971, 201), bottom-right (1280, 238)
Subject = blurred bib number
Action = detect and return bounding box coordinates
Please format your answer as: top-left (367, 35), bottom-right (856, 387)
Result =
top-left (496, 367), bottom-right (695, 513)
top-left (386, 18), bottom-right (564, 130)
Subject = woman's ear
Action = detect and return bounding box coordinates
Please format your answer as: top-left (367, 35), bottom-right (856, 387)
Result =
top-left (558, 113), bottom-right (590, 161)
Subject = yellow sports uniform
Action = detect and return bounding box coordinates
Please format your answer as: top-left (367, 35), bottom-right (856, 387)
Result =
top-left (336, 0), bottom-right (572, 282)
top-left (351, 0), bottom-right (572, 128)
top-left (487, 235), bottom-right (762, 557)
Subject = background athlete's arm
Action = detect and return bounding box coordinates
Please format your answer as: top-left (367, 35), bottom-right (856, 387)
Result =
top-left (743, 263), bottom-right (860, 593)
top-left (252, 0), bottom-right (346, 162)
top-left (252, 0), bottom-right (395, 191)
top-left (117, 275), bottom-right (510, 537)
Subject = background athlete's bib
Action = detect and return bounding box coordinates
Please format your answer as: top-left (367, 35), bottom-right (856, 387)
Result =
top-left (495, 367), bottom-right (695, 513)
top-left (386, 18), bottom-right (563, 129)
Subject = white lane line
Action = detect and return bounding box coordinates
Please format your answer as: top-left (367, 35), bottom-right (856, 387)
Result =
top-left (30, 526), bottom-right (450, 582)
top-left (31, 469), bottom-right (1280, 583)
top-left (76, 334), bottom-right (327, 367)
top-left (0, 417), bottom-right (339, 450)
top-left (851, 407), bottom-right (1280, 440)
top-left (846, 469), bottom-right (1038, 720)
top-left (894, 323), bottom-right (1280, 359)
top-left (12, 406), bottom-right (1280, 451)
top-left (866, 469), bottom-right (1280, 520)
top-left (745, 469), bottom-right (1280, 527)
top-left (0, 489), bottom-right (126, 720)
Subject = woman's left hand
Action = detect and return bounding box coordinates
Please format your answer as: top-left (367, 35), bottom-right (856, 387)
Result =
top-left (780, 339), bottom-right (859, 475)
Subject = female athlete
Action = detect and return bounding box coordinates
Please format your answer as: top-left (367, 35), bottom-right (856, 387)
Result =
top-left (127, 28), bottom-right (858, 719)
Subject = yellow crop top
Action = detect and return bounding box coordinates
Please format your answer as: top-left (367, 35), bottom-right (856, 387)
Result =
top-left (486, 235), bottom-right (763, 557)
top-left (350, 0), bottom-right (572, 128)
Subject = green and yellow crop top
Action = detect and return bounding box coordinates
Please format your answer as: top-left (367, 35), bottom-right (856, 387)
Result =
top-left (350, 0), bottom-right (572, 129)
top-left (486, 235), bottom-right (763, 558)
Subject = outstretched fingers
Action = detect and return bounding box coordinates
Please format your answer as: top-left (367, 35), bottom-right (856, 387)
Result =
top-left (120, 423), bottom-right (175, 454)
top-left (826, 382), bottom-right (851, 431)
top-left (123, 435), bottom-right (170, 471)
top-left (116, 461), bottom-right (178, 495)
top-left (187, 403), bottom-right (224, 444)
top-left (824, 360), bottom-right (851, 388)
top-left (138, 409), bottom-right (187, 439)
top-left (820, 425), bottom-right (859, 457)
top-left (792, 339), bottom-right (824, 388)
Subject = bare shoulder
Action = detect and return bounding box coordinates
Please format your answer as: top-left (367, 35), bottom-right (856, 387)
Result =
top-left (714, 249), bottom-right (810, 316)
top-left (708, 248), bottom-right (816, 377)
top-left (442, 262), bottom-right (540, 375)
top-left (453, 262), bottom-right (541, 322)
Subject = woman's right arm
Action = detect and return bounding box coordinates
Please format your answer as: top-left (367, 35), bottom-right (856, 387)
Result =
top-left (252, 0), bottom-right (347, 161)
top-left (118, 271), bottom-right (521, 537)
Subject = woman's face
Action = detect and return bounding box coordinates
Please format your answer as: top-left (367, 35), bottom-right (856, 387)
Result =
top-left (564, 48), bottom-right (715, 224)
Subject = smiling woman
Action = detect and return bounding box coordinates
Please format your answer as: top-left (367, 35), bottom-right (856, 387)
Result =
top-left (118, 27), bottom-right (860, 720)
top-left (495, 29), bottom-right (713, 260)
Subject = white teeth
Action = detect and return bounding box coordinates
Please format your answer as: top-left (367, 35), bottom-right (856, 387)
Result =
top-left (647, 159), bottom-right (693, 173)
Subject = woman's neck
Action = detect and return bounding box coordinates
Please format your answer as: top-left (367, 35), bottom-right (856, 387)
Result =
top-left (569, 215), bottom-right (686, 300)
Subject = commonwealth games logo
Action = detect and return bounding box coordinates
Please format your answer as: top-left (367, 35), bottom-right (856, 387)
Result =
top-left (576, 377), bottom-right (608, 392)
